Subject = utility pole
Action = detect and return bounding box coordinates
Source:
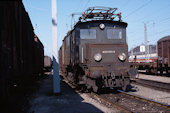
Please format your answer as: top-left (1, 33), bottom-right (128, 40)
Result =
top-left (144, 23), bottom-right (149, 62)
top-left (52, 0), bottom-right (60, 94)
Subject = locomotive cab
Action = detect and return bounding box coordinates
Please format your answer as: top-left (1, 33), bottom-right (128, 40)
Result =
top-left (77, 21), bottom-right (128, 64)
top-left (74, 21), bottom-right (130, 92)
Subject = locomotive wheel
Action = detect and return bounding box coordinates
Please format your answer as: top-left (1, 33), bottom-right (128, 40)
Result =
top-left (122, 84), bottom-right (131, 92)
top-left (80, 85), bottom-right (88, 93)
top-left (92, 85), bottom-right (98, 93)
top-left (165, 68), bottom-right (169, 74)
top-left (86, 77), bottom-right (100, 93)
top-left (122, 79), bottom-right (131, 92)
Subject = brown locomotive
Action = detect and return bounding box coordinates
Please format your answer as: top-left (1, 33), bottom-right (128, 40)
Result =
top-left (59, 7), bottom-right (133, 92)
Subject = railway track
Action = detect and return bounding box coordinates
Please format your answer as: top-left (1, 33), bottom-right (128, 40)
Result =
top-left (89, 92), bottom-right (135, 113)
top-left (63, 78), bottom-right (170, 112)
top-left (98, 89), bottom-right (170, 112)
top-left (132, 78), bottom-right (170, 93)
top-left (63, 79), bottom-right (134, 112)
top-left (118, 90), bottom-right (170, 109)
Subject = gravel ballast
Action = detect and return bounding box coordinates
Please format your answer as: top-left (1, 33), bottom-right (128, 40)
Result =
top-left (130, 83), bottom-right (170, 105)
top-left (138, 73), bottom-right (170, 83)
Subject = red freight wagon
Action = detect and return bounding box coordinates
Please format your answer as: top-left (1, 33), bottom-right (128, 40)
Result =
top-left (157, 36), bottom-right (170, 74)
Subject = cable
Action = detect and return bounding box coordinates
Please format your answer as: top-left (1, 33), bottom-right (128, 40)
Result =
top-left (158, 17), bottom-right (170, 24)
top-left (74, 0), bottom-right (83, 12)
top-left (124, 0), bottom-right (152, 18)
top-left (82, 0), bottom-right (90, 11)
top-left (120, 0), bottom-right (132, 12)
top-left (132, 2), bottom-right (170, 23)
top-left (148, 28), bottom-right (170, 37)
top-left (122, 0), bottom-right (131, 7)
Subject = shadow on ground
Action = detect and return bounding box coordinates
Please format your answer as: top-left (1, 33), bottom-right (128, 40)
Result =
top-left (28, 75), bottom-right (103, 113)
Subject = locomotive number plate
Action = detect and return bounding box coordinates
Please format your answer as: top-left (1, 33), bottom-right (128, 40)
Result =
top-left (102, 50), bottom-right (115, 53)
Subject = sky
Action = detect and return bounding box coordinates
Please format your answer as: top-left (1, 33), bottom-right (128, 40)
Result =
top-left (23, 0), bottom-right (170, 57)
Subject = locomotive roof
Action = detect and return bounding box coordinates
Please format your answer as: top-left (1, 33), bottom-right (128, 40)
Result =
top-left (63, 7), bottom-right (127, 41)
top-left (62, 20), bottom-right (127, 41)
top-left (74, 20), bottom-right (127, 28)
top-left (158, 35), bottom-right (170, 42)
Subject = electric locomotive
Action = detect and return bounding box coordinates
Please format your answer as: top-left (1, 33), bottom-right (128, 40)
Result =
top-left (59, 7), bottom-right (132, 92)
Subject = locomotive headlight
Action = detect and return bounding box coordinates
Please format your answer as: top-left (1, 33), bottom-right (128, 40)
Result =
top-left (118, 53), bottom-right (126, 61)
top-left (94, 53), bottom-right (102, 62)
top-left (99, 23), bottom-right (105, 30)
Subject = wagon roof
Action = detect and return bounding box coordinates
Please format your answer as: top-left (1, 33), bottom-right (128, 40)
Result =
top-left (158, 35), bottom-right (170, 42)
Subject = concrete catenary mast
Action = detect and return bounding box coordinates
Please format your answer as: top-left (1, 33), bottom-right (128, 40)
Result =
top-left (52, 0), bottom-right (60, 94)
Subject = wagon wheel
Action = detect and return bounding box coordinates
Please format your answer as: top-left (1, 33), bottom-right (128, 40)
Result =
top-left (164, 65), bottom-right (169, 74)
top-left (152, 68), bottom-right (158, 75)
top-left (166, 68), bottom-right (169, 74)
top-left (146, 68), bottom-right (151, 74)
top-left (160, 69), bottom-right (163, 75)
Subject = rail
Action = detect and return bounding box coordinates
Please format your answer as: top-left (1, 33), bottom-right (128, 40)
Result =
top-left (63, 78), bottom-right (135, 112)
top-left (117, 89), bottom-right (170, 110)
top-left (132, 78), bottom-right (170, 93)
top-left (91, 93), bottom-right (136, 113)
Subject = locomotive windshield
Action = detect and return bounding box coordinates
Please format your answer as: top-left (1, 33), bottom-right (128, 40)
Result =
top-left (80, 29), bottom-right (96, 39)
top-left (107, 28), bottom-right (122, 39)
top-left (79, 27), bottom-right (126, 41)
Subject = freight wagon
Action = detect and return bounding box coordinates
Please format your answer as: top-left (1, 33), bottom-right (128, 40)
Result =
top-left (44, 56), bottom-right (52, 71)
top-left (157, 36), bottom-right (170, 74)
top-left (130, 36), bottom-right (170, 75)
top-left (0, 1), bottom-right (44, 103)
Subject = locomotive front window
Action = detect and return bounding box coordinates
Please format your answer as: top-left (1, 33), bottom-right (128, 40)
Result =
top-left (107, 29), bottom-right (122, 39)
top-left (80, 29), bottom-right (96, 39)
